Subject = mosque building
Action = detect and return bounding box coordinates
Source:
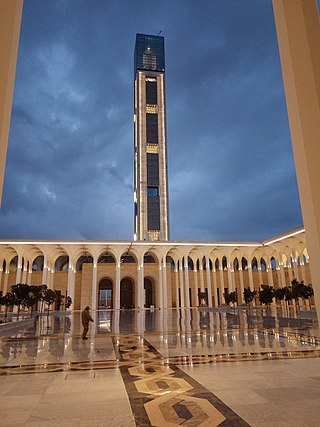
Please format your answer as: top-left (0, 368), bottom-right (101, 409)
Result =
top-left (0, 33), bottom-right (312, 312)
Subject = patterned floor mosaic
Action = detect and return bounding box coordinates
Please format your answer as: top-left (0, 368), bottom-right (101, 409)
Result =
top-left (116, 335), bottom-right (250, 426)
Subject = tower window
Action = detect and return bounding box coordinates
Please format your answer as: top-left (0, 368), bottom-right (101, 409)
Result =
top-left (146, 113), bottom-right (158, 143)
top-left (147, 153), bottom-right (159, 185)
top-left (147, 186), bottom-right (159, 197)
top-left (146, 80), bottom-right (157, 104)
top-left (147, 195), bottom-right (160, 230)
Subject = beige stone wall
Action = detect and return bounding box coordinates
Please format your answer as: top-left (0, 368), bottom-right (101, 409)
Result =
top-left (53, 272), bottom-right (68, 295)
top-left (74, 272), bottom-right (82, 310)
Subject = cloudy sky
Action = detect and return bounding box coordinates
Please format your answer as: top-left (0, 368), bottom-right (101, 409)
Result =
top-left (1, 0), bottom-right (304, 242)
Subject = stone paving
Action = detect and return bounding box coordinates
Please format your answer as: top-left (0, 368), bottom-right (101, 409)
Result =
top-left (0, 307), bottom-right (319, 426)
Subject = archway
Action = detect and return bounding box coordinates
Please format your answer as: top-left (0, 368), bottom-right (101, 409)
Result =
top-left (32, 255), bottom-right (44, 271)
top-left (76, 253), bottom-right (93, 271)
top-left (120, 277), bottom-right (135, 309)
top-left (98, 278), bottom-right (113, 308)
top-left (54, 255), bottom-right (69, 272)
top-left (144, 277), bottom-right (154, 308)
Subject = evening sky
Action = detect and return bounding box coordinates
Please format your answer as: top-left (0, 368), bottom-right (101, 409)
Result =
top-left (0, 0), bottom-right (303, 242)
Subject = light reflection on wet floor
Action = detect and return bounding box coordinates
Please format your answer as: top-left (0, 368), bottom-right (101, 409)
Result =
top-left (0, 307), bottom-right (319, 367)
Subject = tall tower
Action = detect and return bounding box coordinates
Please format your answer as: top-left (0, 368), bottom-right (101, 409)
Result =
top-left (134, 34), bottom-right (169, 241)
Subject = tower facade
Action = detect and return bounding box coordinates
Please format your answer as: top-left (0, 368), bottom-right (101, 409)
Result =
top-left (134, 33), bottom-right (169, 241)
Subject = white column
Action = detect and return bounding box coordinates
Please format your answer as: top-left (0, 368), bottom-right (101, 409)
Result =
top-left (279, 263), bottom-right (286, 287)
top-left (273, 0), bottom-right (320, 316)
top-left (239, 268), bottom-right (245, 303)
top-left (292, 258), bottom-right (300, 281)
top-left (231, 269), bottom-right (236, 293)
top-left (212, 269), bottom-right (218, 307)
top-left (206, 258), bottom-right (212, 308)
top-left (199, 265), bottom-right (204, 291)
top-left (174, 268), bottom-right (179, 308)
top-left (193, 269), bottom-right (198, 307)
top-left (179, 263), bottom-right (185, 308)
top-left (47, 262), bottom-right (54, 289)
top-left (248, 265), bottom-right (254, 291)
top-left (67, 259), bottom-right (75, 310)
top-left (115, 259), bottom-right (121, 310)
top-left (15, 255), bottom-right (22, 283)
top-left (227, 265), bottom-right (233, 293)
top-left (184, 258), bottom-right (190, 308)
top-left (21, 265), bottom-right (27, 284)
top-left (219, 267), bottom-right (225, 302)
top-left (158, 262), bottom-right (163, 309)
top-left (137, 259), bottom-right (144, 309)
top-left (258, 264), bottom-right (263, 285)
top-left (46, 268), bottom-right (51, 289)
top-left (91, 256), bottom-right (98, 311)
top-left (42, 255), bottom-right (48, 286)
top-left (267, 264), bottom-right (274, 286)
top-left (162, 258), bottom-right (167, 309)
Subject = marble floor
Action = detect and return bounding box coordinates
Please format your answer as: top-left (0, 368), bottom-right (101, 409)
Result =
top-left (0, 307), bottom-right (319, 426)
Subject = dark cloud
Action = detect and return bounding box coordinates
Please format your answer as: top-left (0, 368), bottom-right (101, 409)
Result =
top-left (0, 0), bottom-right (303, 242)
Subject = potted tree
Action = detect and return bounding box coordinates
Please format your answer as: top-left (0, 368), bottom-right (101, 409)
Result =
top-left (258, 284), bottom-right (274, 308)
top-left (243, 287), bottom-right (256, 307)
top-left (274, 287), bottom-right (285, 307)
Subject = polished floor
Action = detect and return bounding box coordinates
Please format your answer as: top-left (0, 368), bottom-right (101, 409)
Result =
top-left (0, 307), bottom-right (319, 426)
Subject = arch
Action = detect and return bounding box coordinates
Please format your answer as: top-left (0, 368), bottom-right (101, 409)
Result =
top-left (76, 254), bottom-right (93, 271)
top-left (98, 277), bottom-right (113, 308)
top-left (188, 257), bottom-right (194, 270)
top-left (271, 256), bottom-right (277, 270)
top-left (144, 277), bottom-right (155, 307)
top-left (120, 252), bottom-right (137, 264)
top-left (166, 255), bottom-right (175, 271)
top-left (98, 252), bottom-right (116, 263)
top-left (251, 257), bottom-right (258, 270)
top-left (2, 259), bottom-right (6, 272)
top-left (9, 256), bottom-right (18, 272)
top-left (201, 256), bottom-right (212, 270)
top-left (241, 257), bottom-right (248, 270)
top-left (233, 257), bottom-right (239, 271)
top-left (260, 257), bottom-right (267, 271)
top-left (144, 252), bottom-right (157, 263)
top-left (54, 255), bottom-right (69, 272)
top-left (222, 256), bottom-right (227, 270)
top-left (32, 255), bottom-right (44, 271)
top-left (215, 258), bottom-right (220, 271)
top-left (120, 277), bottom-right (135, 308)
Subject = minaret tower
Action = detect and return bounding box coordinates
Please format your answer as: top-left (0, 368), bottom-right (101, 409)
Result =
top-left (134, 34), bottom-right (169, 241)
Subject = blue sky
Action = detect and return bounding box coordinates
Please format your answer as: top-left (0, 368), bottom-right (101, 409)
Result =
top-left (0, 0), bottom-right (303, 242)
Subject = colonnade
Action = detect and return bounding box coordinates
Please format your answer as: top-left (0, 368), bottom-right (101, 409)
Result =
top-left (0, 228), bottom-right (311, 311)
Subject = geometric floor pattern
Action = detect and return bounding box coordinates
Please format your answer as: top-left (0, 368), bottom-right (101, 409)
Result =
top-left (117, 335), bottom-right (250, 426)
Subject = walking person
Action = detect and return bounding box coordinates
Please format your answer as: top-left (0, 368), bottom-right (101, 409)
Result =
top-left (81, 306), bottom-right (93, 340)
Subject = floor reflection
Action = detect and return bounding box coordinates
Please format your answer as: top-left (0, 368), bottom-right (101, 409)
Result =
top-left (0, 307), bottom-right (318, 369)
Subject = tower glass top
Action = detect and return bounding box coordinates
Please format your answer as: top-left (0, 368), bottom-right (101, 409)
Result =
top-left (134, 33), bottom-right (165, 73)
